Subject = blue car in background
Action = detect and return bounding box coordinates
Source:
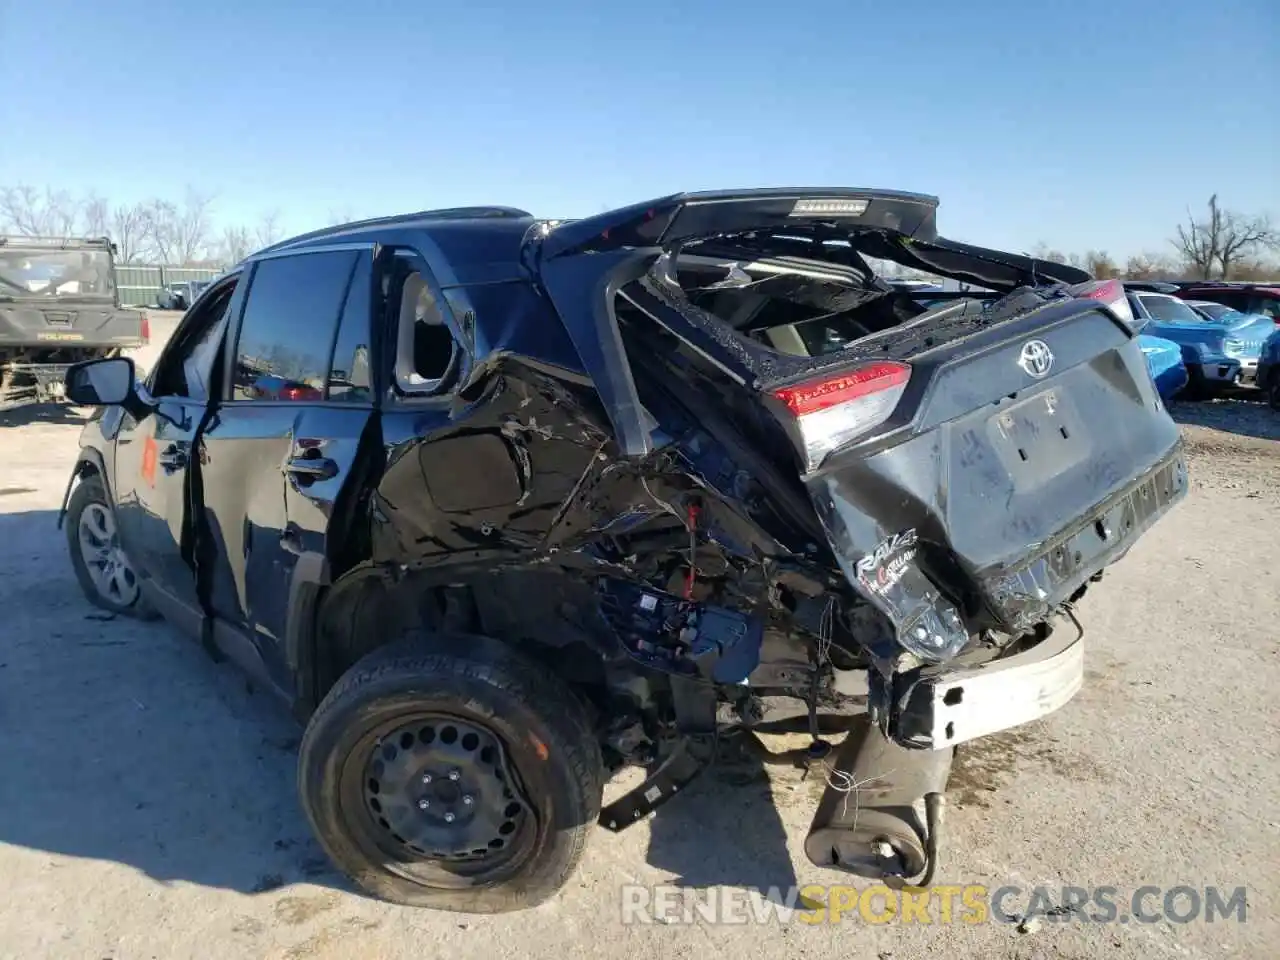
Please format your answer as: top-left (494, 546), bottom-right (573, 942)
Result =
top-left (1135, 332), bottom-right (1187, 403)
top-left (1124, 287), bottom-right (1272, 398)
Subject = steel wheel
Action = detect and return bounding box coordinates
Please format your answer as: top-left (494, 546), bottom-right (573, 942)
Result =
top-left (347, 712), bottom-right (534, 886)
top-left (77, 502), bottom-right (139, 607)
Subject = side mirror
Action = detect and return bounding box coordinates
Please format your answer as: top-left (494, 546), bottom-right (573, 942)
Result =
top-left (64, 356), bottom-right (138, 406)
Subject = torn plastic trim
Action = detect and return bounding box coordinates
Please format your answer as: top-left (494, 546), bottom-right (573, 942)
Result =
top-left (536, 248), bottom-right (658, 457)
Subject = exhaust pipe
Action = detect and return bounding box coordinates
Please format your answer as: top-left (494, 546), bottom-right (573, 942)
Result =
top-left (804, 717), bottom-right (953, 884)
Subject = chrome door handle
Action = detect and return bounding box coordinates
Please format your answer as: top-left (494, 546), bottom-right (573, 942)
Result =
top-left (285, 456), bottom-right (338, 481)
top-left (157, 446), bottom-right (187, 471)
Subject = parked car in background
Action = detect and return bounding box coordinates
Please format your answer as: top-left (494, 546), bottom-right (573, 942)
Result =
top-left (1176, 282), bottom-right (1280, 323)
top-left (156, 282), bottom-right (187, 310)
top-left (157, 279), bottom-right (213, 311)
top-left (1136, 332), bottom-right (1188, 403)
top-left (1258, 327), bottom-right (1280, 410)
top-left (1124, 286), bottom-right (1271, 397)
top-left (1187, 300), bottom-right (1241, 322)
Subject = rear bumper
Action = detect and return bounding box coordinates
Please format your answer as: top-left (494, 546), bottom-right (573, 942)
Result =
top-left (976, 444), bottom-right (1188, 633)
top-left (889, 613), bottom-right (1084, 749)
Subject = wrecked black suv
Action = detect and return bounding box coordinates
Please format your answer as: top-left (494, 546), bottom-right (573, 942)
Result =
top-left (59, 189), bottom-right (1187, 912)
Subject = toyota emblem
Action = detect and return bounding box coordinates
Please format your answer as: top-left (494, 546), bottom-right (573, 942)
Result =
top-left (1017, 340), bottom-right (1054, 378)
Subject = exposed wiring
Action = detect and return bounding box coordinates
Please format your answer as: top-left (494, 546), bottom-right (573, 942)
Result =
top-left (817, 763), bottom-right (897, 825)
top-left (683, 501), bottom-right (700, 599)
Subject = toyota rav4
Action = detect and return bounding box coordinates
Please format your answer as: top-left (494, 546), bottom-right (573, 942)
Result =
top-left (58, 189), bottom-right (1187, 912)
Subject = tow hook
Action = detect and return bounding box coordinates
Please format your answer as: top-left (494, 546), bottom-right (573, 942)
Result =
top-left (804, 720), bottom-right (952, 886)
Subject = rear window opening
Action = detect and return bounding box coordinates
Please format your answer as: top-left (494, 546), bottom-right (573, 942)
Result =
top-left (664, 243), bottom-right (992, 361)
top-left (393, 268), bottom-right (460, 393)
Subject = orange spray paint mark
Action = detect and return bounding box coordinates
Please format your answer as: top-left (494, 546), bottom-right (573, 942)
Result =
top-left (141, 436), bottom-right (158, 487)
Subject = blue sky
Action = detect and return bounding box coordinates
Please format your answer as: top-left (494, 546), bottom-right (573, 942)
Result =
top-left (1, 0), bottom-right (1276, 258)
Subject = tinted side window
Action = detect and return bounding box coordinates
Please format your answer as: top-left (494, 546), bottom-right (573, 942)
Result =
top-left (232, 250), bottom-right (358, 402)
top-left (327, 254), bottom-right (374, 403)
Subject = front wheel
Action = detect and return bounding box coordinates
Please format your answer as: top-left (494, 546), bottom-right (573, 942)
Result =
top-left (65, 475), bottom-right (156, 618)
top-left (298, 633), bottom-right (603, 912)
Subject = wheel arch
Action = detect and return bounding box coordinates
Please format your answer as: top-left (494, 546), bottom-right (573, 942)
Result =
top-left (57, 447), bottom-right (112, 530)
top-left (292, 564), bottom-right (628, 720)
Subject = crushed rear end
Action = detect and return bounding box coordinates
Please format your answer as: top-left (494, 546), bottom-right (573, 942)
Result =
top-left (530, 188), bottom-right (1187, 881)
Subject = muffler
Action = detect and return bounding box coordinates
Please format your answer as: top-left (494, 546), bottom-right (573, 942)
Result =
top-left (804, 717), bottom-right (953, 885)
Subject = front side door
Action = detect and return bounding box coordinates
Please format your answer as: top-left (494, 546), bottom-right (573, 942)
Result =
top-left (198, 245), bottom-right (376, 693)
top-left (111, 276), bottom-right (240, 632)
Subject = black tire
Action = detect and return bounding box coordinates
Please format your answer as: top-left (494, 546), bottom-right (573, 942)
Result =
top-left (65, 474), bottom-right (157, 619)
top-left (1268, 373), bottom-right (1280, 412)
top-left (298, 632), bottom-right (603, 912)
top-left (1182, 367), bottom-right (1217, 402)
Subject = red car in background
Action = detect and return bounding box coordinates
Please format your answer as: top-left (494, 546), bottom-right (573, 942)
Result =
top-left (1174, 282), bottom-right (1280, 324)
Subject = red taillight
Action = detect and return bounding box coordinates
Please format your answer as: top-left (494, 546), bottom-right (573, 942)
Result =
top-left (281, 384), bottom-right (322, 401)
top-left (772, 361), bottom-right (911, 471)
top-left (140, 312), bottom-right (150, 343)
top-left (1070, 278), bottom-right (1137, 328)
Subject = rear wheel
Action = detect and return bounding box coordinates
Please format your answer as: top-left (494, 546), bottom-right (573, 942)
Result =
top-left (1269, 373), bottom-right (1280, 412)
top-left (65, 475), bottom-right (156, 618)
top-left (298, 633), bottom-right (603, 911)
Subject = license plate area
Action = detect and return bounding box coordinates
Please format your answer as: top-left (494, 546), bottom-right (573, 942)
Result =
top-left (987, 388), bottom-right (1088, 488)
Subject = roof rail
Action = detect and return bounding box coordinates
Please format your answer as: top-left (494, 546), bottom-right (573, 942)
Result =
top-left (253, 206), bottom-right (533, 258)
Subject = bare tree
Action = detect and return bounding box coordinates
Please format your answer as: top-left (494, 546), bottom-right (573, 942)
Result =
top-left (1030, 242), bottom-right (1069, 265)
top-left (1173, 194), bottom-right (1278, 280)
top-left (141, 188), bottom-right (214, 264)
top-left (1082, 250), bottom-right (1119, 279)
top-left (1218, 212), bottom-right (1276, 281)
top-left (1123, 252), bottom-right (1179, 280)
top-left (255, 209), bottom-right (283, 249)
top-left (1220, 257), bottom-right (1280, 281)
top-left (218, 225), bottom-right (254, 266)
top-left (0, 185), bottom-right (78, 236)
top-left (82, 193), bottom-right (109, 238)
top-left (1174, 195), bottom-right (1223, 279)
top-left (110, 203), bottom-right (149, 263)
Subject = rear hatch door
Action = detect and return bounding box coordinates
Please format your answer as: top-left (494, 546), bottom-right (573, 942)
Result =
top-left (535, 191), bottom-right (1186, 640)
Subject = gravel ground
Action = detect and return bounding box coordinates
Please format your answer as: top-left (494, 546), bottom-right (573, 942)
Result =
top-left (0, 326), bottom-right (1276, 959)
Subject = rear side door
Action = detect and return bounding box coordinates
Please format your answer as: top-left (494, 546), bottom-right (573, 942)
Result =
top-left (198, 245), bottom-right (377, 693)
top-left (111, 276), bottom-right (240, 631)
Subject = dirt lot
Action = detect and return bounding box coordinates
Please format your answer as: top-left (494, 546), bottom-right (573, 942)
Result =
top-left (1, 318), bottom-right (1276, 959)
